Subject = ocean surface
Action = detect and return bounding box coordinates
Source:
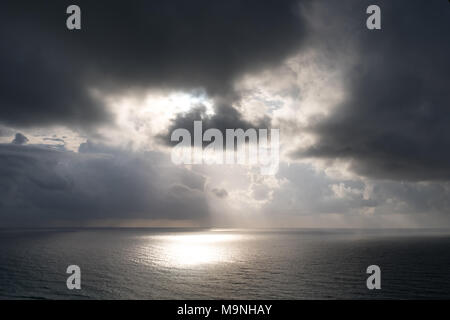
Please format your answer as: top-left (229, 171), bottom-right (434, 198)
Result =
top-left (0, 228), bottom-right (450, 299)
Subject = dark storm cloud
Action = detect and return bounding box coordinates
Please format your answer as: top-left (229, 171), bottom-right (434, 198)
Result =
top-left (0, 143), bottom-right (209, 226)
top-left (11, 133), bottom-right (29, 145)
top-left (158, 102), bottom-right (271, 146)
top-left (0, 0), bottom-right (308, 128)
top-left (291, 0), bottom-right (450, 181)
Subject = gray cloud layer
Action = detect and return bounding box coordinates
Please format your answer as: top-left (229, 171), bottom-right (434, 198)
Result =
top-left (291, 1), bottom-right (450, 181)
top-left (0, 0), bottom-right (308, 128)
top-left (0, 142), bottom-right (209, 226)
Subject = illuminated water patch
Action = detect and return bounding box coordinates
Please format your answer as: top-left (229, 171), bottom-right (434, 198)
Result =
top-left (138, 232), bottom-right (245, 268)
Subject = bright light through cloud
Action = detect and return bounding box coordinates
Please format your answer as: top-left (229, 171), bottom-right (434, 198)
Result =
top-left (97, 90), bottom-right (214, 151)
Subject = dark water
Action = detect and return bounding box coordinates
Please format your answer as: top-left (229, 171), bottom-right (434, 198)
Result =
top-left (0, 228), bottom-right (450, 299)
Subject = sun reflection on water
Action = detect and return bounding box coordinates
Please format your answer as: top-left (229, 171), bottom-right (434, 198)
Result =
top-left (142, 232), bottom-right (243, 268)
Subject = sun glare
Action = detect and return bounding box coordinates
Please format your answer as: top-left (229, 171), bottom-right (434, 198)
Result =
top-left (148, 233), bottom-right (242, 267)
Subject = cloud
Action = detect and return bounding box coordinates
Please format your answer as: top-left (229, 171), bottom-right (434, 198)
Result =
top-left (1, 0), bottom-right (449, 228)
top-left (158, 102), bottom-right (271, 146)
top-left (259, 163), bottom-right (450, 227)
top-left (0, 142), bottom-right (210, 227)
top-left (211, 188), bottom-right (228, 199)
top-left (11, 133), bottom-right (28, 145)
top-left (0, 0), bottom-right (309, 128)
top-left (289, 0), bottom-right (450, 181)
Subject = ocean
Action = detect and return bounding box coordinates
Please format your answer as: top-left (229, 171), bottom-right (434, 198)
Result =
top-left (0, 228), bottom-right (449, 299)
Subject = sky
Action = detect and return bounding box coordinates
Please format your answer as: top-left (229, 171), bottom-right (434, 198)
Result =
top-left (0, 0), bottom-right (449, 228)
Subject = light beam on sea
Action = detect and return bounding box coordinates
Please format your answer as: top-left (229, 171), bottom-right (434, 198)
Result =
top-left (136, 231), bottom-right (246, 268)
